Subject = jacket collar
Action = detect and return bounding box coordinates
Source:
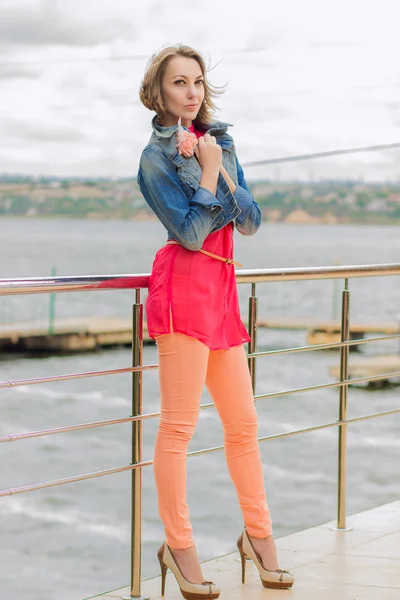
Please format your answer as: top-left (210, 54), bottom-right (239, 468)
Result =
top-left (150, 114), bottom-right (233, 139)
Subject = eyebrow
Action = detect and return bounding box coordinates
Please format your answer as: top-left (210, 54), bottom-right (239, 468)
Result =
top-left (172, 74), bottom-right (203, 79)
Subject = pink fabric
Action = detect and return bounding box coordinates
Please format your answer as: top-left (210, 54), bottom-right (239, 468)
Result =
top-left (188, 123), bottom-right (204, 139)
top-left (145, 125), bottom-right (251, 350)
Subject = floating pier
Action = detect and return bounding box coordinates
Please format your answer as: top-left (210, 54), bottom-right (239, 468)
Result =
top-left (330, 354), bottom-right (400, 388)
top-left (0, 317), bottom-right (142, 353)
top-left (1, 316), bottom-right (399, 354)
top-left (262, 317), bottom-right (399, 348)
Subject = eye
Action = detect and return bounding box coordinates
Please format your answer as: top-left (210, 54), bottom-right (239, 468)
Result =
top-left (174, 79), bottom-right (204, 85)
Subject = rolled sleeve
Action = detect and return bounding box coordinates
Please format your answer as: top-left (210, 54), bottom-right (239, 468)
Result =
top-left (192, 186), bottom-right (224, 212)
top-left (138, 146), bottom-right (224, 251)
top-left (233, 155), bottom-right (262, 235)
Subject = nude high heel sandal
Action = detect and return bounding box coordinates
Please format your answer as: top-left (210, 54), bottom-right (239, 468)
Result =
top-left (157, 542), bottom-right (221, 599)
top-left (237, 527), bottom-right (294, 589)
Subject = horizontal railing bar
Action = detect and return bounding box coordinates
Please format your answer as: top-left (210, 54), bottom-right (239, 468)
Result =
top-left (0, 363), bottom-right (158, 390)
top-left (1, 263), bottom-right (399, 296)
top-left (236, 263), bottom-right (400, 284)
top-left (3, 370), bottom-right (399, 444)
top-left (1, 332), bottom-right (398, 393)
top-left (189, 406), bottom-right (400, 457)
top-left (254, 370), bottom-right (400, 400)
top-left (256, 407), bottom-right (400, 443)
top-left (0, 410), bottom-right (161, 444)
top-left (2, 406), bottom-right (400, 498)
top-left (0, 274), bottom-right (151, 296)
top-left (0, 460), bottom-right (152, 497)
top-left (0, 402), bottom-right (216, 442)
top-left (248, 332), bottom-right (400, 358)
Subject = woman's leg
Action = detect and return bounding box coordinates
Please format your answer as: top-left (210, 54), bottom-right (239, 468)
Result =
top-left (205, 343), bottom-right (279, 569)
top-left (153, 332), bottom-right (209, 550)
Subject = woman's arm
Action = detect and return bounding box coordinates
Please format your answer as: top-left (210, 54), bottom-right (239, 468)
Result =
top-left (220, 155), bottom-right (262, 235)
top-left (219, 164), bottom-right (237, 194)
top-left (137, 145), bottom-right (225, 251)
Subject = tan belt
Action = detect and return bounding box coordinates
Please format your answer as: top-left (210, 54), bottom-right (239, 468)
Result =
top-left (166, 240), bottom-right (242, 268)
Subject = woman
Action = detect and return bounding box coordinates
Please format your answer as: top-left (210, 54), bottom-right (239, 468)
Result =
top-left (137, 44), bottom-right (294, 599)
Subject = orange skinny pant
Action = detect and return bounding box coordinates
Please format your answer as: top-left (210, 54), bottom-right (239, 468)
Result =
top-left (153, 332), bottom-right (273, 549)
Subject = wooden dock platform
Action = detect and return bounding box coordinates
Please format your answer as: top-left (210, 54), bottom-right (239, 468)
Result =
top-left (330, 354), bottom-right (400, 388)
top-left (0, 316), bottom-right (399, 353)
top-left (260, 317), bottom-right (400, 335)
top-left (88, 499), bottom-right (400, 599)
top-left (0, 317), bottom-right (144, 352)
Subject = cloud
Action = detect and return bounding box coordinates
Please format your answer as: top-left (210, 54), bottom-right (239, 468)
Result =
top-left (0, 0), bottom-right (398, 179)
top-left (311, 42), bottom-right (356, 48)
top-left (145, 0), bottom-right (207, 32)
top-left (0, 0), bottom-right (136, 48)
top-left (0, 64), bottom-right (40, 80)
top-left (0, 118), bottom-right (88, 144)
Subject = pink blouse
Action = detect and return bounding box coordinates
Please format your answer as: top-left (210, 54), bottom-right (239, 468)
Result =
top-left (145, 124), bottom-right (251, 350)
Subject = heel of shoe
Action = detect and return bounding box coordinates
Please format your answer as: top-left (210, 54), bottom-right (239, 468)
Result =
top-left (157, 544), bottom-right (168, 596)
top-left (159, 542), bottom-right (220, 599)
top-left (241, 528), bottom-right (294, 590)
top-left (236, 533), bottom-right (247, 584)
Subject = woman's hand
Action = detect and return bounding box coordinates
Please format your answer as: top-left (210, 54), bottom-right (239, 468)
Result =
top-left (193, 133), bottom-right (222, 173)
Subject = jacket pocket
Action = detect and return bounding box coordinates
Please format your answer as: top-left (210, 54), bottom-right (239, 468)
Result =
top-left (176, 157), bottom-right (202, 192)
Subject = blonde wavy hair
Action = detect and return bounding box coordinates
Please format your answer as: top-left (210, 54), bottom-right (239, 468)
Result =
top-left (139, 44), bottom-right (227, 127)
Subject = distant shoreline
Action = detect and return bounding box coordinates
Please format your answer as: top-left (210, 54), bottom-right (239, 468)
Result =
top-left (0, 213), bottom-right (157, 222)
top-left (1, 214), bottom-right (399, 226)
top-left (2, 180), bottom-right (399, 224)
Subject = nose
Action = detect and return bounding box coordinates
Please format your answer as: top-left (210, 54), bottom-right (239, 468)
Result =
top-left (187, 83), bottom-right (198, 99)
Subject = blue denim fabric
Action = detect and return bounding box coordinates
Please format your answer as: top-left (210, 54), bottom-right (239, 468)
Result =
top-left (137, 115), bottom-right (261, 250)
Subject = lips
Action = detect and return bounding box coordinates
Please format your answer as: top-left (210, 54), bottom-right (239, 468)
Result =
top-left (185, 104), bottom-right (198, 108)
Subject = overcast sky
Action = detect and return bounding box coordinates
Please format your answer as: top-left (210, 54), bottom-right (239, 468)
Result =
top-left (0, 0), bottom-right (399, 181)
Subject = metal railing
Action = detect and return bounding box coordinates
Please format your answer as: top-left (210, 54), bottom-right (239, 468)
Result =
top-left (1, 263), bottom-right (400, 599)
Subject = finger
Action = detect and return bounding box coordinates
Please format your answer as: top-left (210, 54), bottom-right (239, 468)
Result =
top-left (210, 136), bottom-right (217, 144)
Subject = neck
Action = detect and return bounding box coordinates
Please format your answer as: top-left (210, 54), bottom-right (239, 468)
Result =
top-left (160, 112), bottom-right (193, 128)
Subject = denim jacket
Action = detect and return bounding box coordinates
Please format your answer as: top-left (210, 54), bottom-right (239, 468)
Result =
top-left (136, 115), bottom-right (261, 251)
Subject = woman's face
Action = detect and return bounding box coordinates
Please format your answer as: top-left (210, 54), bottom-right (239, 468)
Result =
top-left (160, 56), bottom-right (205, 127)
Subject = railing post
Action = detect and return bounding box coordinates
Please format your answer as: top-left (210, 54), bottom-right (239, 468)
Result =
top-left (336, 278), bottom-right (351, 530)
top-left (331, 260), bottom-right (340, 320)
top-left (48, 266), bottom-right (57, 334)
top-left (123, 289), bottom-right (149, 600)
top-left (247, 283), bottom-right (258, 394)
top-left (397, 313), bottom-right (400, 355)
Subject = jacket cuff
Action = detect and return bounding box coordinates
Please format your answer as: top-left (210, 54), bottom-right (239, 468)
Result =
top-left (190, 186), bottom-right (224, 213)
